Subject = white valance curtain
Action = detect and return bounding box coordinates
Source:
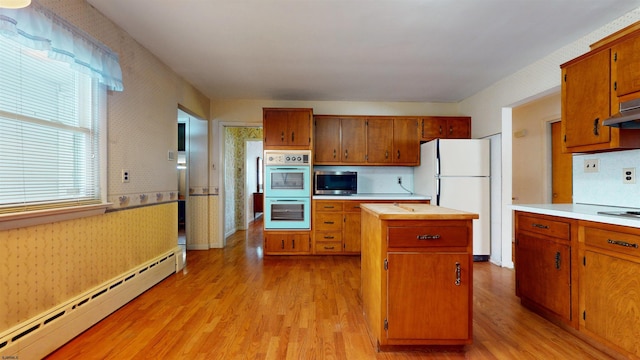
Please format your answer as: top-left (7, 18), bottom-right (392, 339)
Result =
top-left (0, 0), bottom-right (124, 91)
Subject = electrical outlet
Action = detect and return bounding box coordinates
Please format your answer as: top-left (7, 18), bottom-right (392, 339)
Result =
top-left (397, 176), bottom-right (402, 184)
top-left (122, 169), bottom-right (130, 183)
top-left (584, 159), bottom-right (599, 173)
top-left (623, 167), bottom-right (636, 184)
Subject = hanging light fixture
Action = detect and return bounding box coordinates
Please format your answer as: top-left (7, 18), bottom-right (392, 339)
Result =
top-left (0, 0), bottom-right (31, 9)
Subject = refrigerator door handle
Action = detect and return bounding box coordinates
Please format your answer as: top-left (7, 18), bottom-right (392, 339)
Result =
top-left (436, 177), bottom-right (441, 206)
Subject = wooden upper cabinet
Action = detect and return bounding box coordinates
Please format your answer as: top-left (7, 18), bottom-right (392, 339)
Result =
top-left (263, 108), bottom-right (313, 149)
top-left (421, 116), bottom-right (471, 141)
top-left (613, 35), bottom-right (640, 99)
top-left (314, 116), bottom-right (341, 163)
top-left (392, 117), bottom-right (420, 165)
top-left (341, 117), bottom-right (367, 163)
top-left (314, 115), bottom-right (420, 166)
top-left (562, 50), bottom-right (611, 150)
top-left (366, 117), bottom-right (394, 164)
top-left (314, 116), bottom-right (366, 164)
top-left (560, 24), bottom-right (640, 153)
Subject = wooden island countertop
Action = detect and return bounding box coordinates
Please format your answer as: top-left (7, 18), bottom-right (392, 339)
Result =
top-left (360, 203), bottom-right (479, 221)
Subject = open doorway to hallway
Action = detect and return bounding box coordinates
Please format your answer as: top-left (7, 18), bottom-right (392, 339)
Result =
top-left (222, 126), bottom-right (263, 239)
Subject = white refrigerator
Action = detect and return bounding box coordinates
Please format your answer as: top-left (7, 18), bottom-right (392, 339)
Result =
top-left (413, 139), bottom-right (491, 260)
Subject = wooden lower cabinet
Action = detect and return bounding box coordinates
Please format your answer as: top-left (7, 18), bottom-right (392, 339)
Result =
top-left (387, 252), bottom-right (470, 341)
top-left (313, 199), bottom-right (429, 255)
top-left (361, 211), bottom-right (474, 349)
top-left (263, 231), bottom-right (311, 255)
top-left (580, 223), bottom-right (640, 359)
top-left (514, 212), bottom-right (576, 327)
top-left (515, 211), bottom-right (640, 359)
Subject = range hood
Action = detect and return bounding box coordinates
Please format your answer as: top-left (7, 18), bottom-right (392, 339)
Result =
top-left (603, 98), bottom-right (640, 128)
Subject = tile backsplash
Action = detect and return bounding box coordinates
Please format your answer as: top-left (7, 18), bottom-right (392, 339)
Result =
top-left (573, 149), bottom-right (640, 208)
top-left (313, 165), bottom-right (415, 194)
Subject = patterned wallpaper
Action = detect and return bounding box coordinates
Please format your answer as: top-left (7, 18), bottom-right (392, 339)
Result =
top-left (0, 203), bottom-right (176, 331)
top-left (224, 127), bottom-right (263, 234)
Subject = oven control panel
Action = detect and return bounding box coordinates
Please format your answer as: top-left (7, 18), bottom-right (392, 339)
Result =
top-left (264, 150), bottom-right (311, 165)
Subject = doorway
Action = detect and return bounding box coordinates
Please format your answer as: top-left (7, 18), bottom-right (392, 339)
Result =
top-left (221, 125), bottom-right (264, 240)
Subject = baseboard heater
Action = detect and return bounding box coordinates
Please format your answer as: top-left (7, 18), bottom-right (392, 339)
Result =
top-left (0, 247), bottom-right (182, 359)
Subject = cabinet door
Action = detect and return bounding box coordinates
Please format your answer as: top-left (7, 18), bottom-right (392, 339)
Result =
top-left (289, 233), bottom-right (310, 253)
top-left (613, 36), bottom-right (640, 98)
top-left (366, 118), bottom-right (393, 164)
top-left (264, 233), bottom-right (309, 254)
top-left (421, 117), bottom-right (447, 140)
top-left (446, 117), bottom-right (471, 139)
top-left (343, 212), bottom-right (361, 253)
top-left (392, 117), bottom-right (420, 165)
top-left (583, 251), bottom-right (640, 358)
top-left (263, 109), bottom-right (289, 147)
top-left (314, 117), bottom-right (341, 163)
top-left (515, 233), bottom-right (571, 320)
top-left (386, 253), bottom-right (470, 340)
top-left (563, 50), bottom-right (611, 148)
top-left (287, 110), bottom-right (312, 147)
top-left (341, 118), bottom-right (366, 163)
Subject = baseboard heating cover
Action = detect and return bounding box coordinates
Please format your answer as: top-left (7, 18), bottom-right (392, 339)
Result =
top-left (0, 247), bottom-right (182, 359)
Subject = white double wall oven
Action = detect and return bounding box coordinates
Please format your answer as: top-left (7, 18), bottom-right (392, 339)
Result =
top-left (263, 150), bottom-right (312, 229)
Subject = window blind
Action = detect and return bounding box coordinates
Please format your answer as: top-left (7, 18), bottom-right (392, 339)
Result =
top-left (0, 35), bottom-right (103, 213)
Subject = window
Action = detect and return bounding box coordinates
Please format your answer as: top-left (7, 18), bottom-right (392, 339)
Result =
top-left (0, 35), bottom-right (106, 213)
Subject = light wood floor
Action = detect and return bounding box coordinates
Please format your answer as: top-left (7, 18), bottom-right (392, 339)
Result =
top-left (46, 219), bottom-right (612, 359)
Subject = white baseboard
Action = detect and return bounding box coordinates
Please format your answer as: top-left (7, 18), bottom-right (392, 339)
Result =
top-left (186, 243), bottom-right (209, 250)
top-left (1, 250), bottom-right (177, 359)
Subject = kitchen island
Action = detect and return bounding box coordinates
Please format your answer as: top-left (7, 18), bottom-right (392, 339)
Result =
top-left (360, 203), bottom-right (478, 351)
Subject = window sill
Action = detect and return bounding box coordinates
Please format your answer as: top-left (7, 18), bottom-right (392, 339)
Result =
top-left (0, 203), bottom-right (112, 231)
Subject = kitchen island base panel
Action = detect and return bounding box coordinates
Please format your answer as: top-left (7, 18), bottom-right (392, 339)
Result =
top-left (360, 203), bottom-right (476, 349)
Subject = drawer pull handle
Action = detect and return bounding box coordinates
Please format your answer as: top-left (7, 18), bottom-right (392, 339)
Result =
top-left (555, 251), bottom-right (561, 270)
top-left (531, 223), bottom-right (549, 229)
top-left (324, 221), bottom-right (335, 224)
top-left (324, 236), bottom-right (335, 239)
top-left (607, 239), bottom-right (639, 248)
top-left (324, 206), bottom-right (335, 209)
top-left (455, 262), bottom-right (461, 286)
top-left (417, 234), bottom-right (441, 240)
top-left (324, 246), bottom-right (335, 250)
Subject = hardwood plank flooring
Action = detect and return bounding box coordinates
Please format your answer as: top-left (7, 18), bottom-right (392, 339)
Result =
top-left (46, 219), bottom-right (613, 359)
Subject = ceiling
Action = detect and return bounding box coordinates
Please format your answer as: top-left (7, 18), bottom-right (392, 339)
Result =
top-left (87, 0), bottom-right (640, 103)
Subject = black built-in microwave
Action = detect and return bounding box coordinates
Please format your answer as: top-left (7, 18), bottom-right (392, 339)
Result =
top-left (314, 171), bottom-right (357, 195)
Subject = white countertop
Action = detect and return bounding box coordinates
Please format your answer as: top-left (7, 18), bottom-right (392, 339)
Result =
top-left (313, 193), bottom-right (431, 201)
top-left (511, 203), bottom-right (640, 229)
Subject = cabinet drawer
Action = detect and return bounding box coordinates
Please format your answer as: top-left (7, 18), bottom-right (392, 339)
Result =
top-left (315, 213), bottom-right (342, 230)
top-left (387, 226), bottom-right (468, 248)
top-left (315, 201), bottom-right (343, 212)
top-left (343, 201), bottom-right (362, 212)
top-left (316, 231), bottom-right (342, 242)
top-left (518, 214), bottom-right (570, 240)
top-left (584, 227), bottom-right (640, 258)
top-left (315, 241), bottom-right (342, 253)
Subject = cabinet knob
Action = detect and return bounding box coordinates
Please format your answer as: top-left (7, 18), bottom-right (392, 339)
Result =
top-left (281, 132), bottom-right (285, 142)
top-left (593, 118), bottom-right (599, 136)
top-left (439, 125), bottom-right (443, 134)
top-left (345, 149), bottom-right (348, 159)
top-left (449, 126), bottom-right (453, 135)
top-left (291, 131), bottom-right (295, 142)
top-left (455, 262), bottom-right (461, 286)
top-left (397, 150), bottom-right (400, 159)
